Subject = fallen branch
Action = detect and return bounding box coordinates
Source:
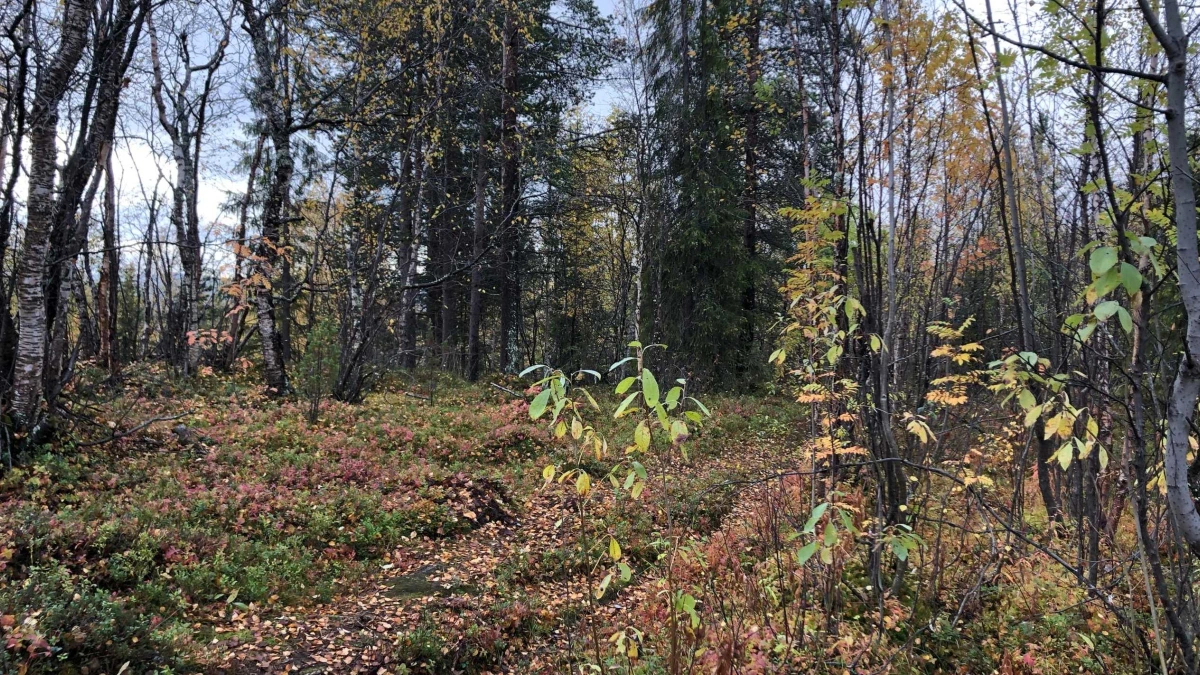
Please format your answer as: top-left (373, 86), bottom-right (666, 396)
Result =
top-left (78, 409), bottom-right (195, 447)
top-left (490, 382), bottom-right (524, 398)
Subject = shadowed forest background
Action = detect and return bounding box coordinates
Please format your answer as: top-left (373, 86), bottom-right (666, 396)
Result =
top-left (4, 0), bottom-right (1200, 671)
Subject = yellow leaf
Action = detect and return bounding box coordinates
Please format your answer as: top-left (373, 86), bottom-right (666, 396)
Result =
top-left (634, 421), bottom-right (650, 452)
top-left (906, 419), bottom-right (929, 444)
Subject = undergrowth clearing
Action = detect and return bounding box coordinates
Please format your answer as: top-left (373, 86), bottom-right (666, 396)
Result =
top-left (1, 366), bottom-right (1139, 673)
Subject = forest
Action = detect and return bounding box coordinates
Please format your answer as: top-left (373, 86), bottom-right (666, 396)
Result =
top-left (2, 0), bottom-right (1200, 671)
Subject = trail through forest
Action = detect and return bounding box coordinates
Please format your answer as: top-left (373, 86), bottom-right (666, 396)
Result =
top-left (9, 0), bottom-right (1200, 668)
top-left (205, 423), bottom-right (797, 674)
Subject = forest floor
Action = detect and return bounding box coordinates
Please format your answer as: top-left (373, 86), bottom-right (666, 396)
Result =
top-left (1, 366), bottom-right (804, 674)
top-left (205, 422), bottom-right (794, 674)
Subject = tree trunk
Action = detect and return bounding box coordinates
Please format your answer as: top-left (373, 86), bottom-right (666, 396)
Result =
top-left (98, 144), bottom-right (120, 377)
top-left (399, 134), bottom-right (426, 370)
top-left (12, 0), bottom-right (91, 426)
top-left (739, 0), bottom-right (760, 364)
top-left (242, 0), bottom-right (293, 394)
top-left (226, 134), bottom-right (265, 370)
top-left (467, 114), bottom-right (489, 381)
top-left (1139, 0), bottom-right (1200, 551)
top-left (497, 9), bottom-right (521, 373)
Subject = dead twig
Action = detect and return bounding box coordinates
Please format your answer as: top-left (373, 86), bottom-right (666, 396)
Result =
top-left (78, 409), bottom-right (195, 447)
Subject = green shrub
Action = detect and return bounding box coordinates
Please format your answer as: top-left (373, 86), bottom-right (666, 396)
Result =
top-left (0, 563), bottom-right (186, 673)
top-left (295, 317), bottom-right (341, 424)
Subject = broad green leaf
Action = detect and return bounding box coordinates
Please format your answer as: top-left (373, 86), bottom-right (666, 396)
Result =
top-left (1024, 403), bottom-right (1043, 428)
top-left (795, 540), bottom-right (818, 565)
top-left (1017, 388), bottom-right (1036, 410)
top-left (1116, 306), bottom-right (1133, 333)
top-left (1049, 442), bottom-right (1073, 470)
top-left (1094, 300), bottom-right (1120, 321)
top-left (642, 369), bottom-right (660, 407)
top-left (826, 344), bottom-right (843, 365)
top-left (670, 419), bottom-right (689, 445)
top-left (631, 461), bottom-right (648, 480)
top-left (845, 297), bottom-right (864, 320)
top-left (687, 397), bottom-right (712, 417)
top-left (823, 521), bottom-right (837, 547)
top-left (1092, 267), bottom-right (1121, 299)
top-left (1089, 246), bottom-right (1117, 276)
top-left (519, 364), bottom-right (546, 377)
top-left (634, 421), bottom-right (651, 452)
top-left (616, 376), bottom-right (637, 394)
top-left (1120, 262), bottom-right (1142, 295)
top-left (679, 594), bottom-right (695, 613)
top-left (803, 503), bottom-right (829, 534)
top-left (654, 403), bottom-right (669, 429)
top-left (618, 562), bottom-right (632, 581)
top-left (529, 389), bottom-right (552, 420)
top-left (839, 508), bottom-right (857, 534)
top-left (891, 539), bottom-right (908, 561)
top-left (614, 392), bottom-right (639, 418)
top-left (1077, 320), bottom-right (1098, 343)
top-left (542, 465), bottom-right (555, 482)
top-left (609, 356), bottom-right (636, 372)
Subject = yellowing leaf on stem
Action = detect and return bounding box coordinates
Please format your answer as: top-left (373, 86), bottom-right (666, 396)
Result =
top-left (670, 419), bottom-right (689, 445)
top-left (1024, 403), bottom-right (1043, 428)
top-left (906, 419), bottom-right (931, 444)
top-left (634, 421), bottom-right (651, 452)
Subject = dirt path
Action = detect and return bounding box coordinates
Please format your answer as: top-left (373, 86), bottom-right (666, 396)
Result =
top-left (204, 438), bottom-right (798, 674)
top-left (203, 486), bottom-right (571, 673)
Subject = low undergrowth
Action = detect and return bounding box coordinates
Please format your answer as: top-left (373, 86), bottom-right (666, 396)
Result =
top-left (0, 368), bottom-right (546, 672)
top-left (0, 367), bottom-right (793, 673)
